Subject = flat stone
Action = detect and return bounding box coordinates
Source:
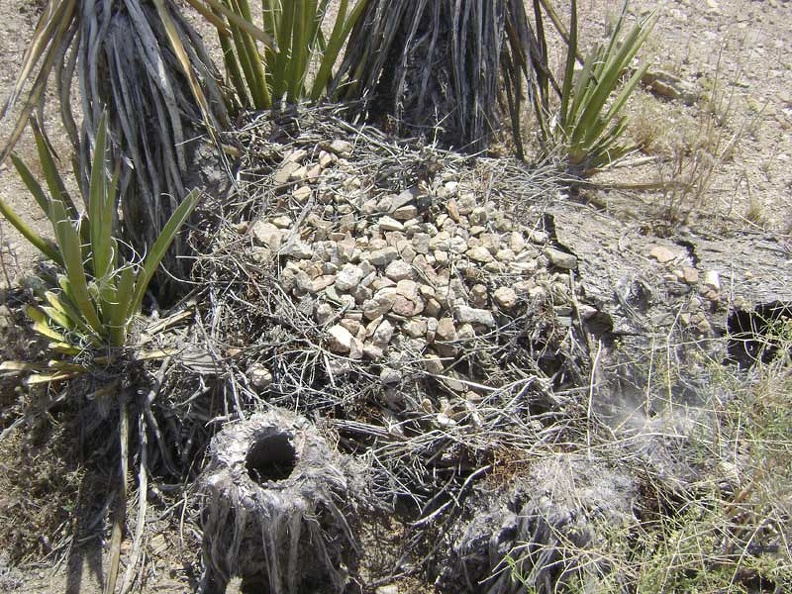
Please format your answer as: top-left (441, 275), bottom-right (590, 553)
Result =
top-left (362, 290), bottom-right (397, 319)
top-left (544, 247), bottom-right (578, 270)
top-left (335, 264), bottom-right (364, 292)
top-left (363, 343), bottom-right (384, 360)
top-left (455, 305), bottom-right (495, 327)
top-left (312, 275), bottom-right (336, 293)
top-left (273, 161), bottom-right (301, 185)
top-left (703, 270), bottom-right (721, 291)
top-left (251, 221), bottom-right (282, 250)
top-left (412, 233), bottom-right (431, 254)
top-left (649, 245), bottom-right (679, 264)
top-left (292, 185), bottom-right (312, 201)
top-left (395, 279), bottom-right (420, 300)
top-left (315, 303), bottom-right (334, 325)
top-left (379, 216), bottom-right (404, 232)
top-left (467, 246), bottom-right (494, 263)
top-left (423, 354), bottom-right (444, 375)
top-left (380, 367), bottom-right (401, 385)
top-left (281, 240), bottom-right (314, 259)
top-left (403, 318), bottom-right (428, 338)
top-left (393, 205), bottom-right (418, 220)
top-left (446, 199), bottom-right (461, 222)
top-left (327, 139), bottom-right (354, 157)
top-left (318, 150), bottom-right (335, 168)
top-left (494, 287), bottom-right (518, 309)
top-left (391, 295), bottom-right (418, 317)
top-left (683, 266), bottom-right (700, 284)
top-left (367, 246), bottom-right (399, 266)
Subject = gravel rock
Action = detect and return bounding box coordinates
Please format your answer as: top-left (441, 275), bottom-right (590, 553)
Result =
top-left (494, 287), bottom-right (518, 309)
top-left (455, 305), bottom-right (495, 327)
top-left (385, 260), bottom-right (415, 281)
top-left (327, 325), bottom-right (355, 354)
top-left (335, 264), bottom-right (364, 292)
top-left (251, 221), bottom-right (283, 250)
top-left (436, 317), bottom-right (457, 341)
top-left (544, 247), bottom-right (578, 270)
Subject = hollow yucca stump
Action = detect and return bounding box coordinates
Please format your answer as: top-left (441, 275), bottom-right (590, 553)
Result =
top-left (198, 410), bottom-right (358, 594)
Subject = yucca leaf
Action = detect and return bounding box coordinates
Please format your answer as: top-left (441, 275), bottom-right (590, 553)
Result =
top-left (128, 190), bottom-right (200, 318)
top-left (44, 290), bottom-right (96, 338)
top-left (0, 194), bottom-right (62, 264)
top-left (26, 304), bottom-right (68, 343)
top-left (89, 114), bottom-right (115, 281)
top-left (105, 266), bottom-right (137, 347)
top-left (31, 119), bottom-right (80, 220)
top-left (0, 0), bottom-right (78, 164)
top-left (50, 200), bottom-right (103, 334)
top-left (558, 0), bottom-right (577, 128)
top-left (25, 371), bottom-right (80, 386)
top-left (188, 0), bottom-right (275, 48)
top-left (0, 361), bottom-right (49, 372)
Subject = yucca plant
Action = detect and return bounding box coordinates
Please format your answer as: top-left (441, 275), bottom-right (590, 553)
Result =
top-left (541, 0), bottom-right (656, 174)
top-left (207, 0), bottom-right (368, 109)
top-left (0, 113), bottom-right (198, 383)
top-left (1, 0), bottom-right (230, 302)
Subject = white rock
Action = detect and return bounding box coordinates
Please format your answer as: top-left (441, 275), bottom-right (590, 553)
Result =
top-left (362, 290), bottom-right (396, 320)
top-left (703, 270), bottom-right (721, 291)
top-left (281, 239), bottom-right (314, 259)
top-left (327, 139), bottom-right (354, 157)
top-left (544, 247), bottom-right (578, 270)
top-left (494, 287), bottom-right (518, 309)
top-left (380, 367), bottom-right (401, 385)
top-left (455, 305), bottom-right (495, 327)
top-left (379, 216), bottom-right (404, 232)
top-left (327, 325), bottom-right (354, 354)
top-left (248, 364), bottom-right (272, 389)
top-left (292, 185), bottom-right (312, 201)
top-left (395, 279), bottom-right (420, 300)
top-left (367, 246), bottom-right (399, 266)
top-left (273, 161), bottom-right (300, 185)
top-left (251, 221), bottom-right (283, 250)
top-left (436, 317), bottom-right (457, 341)
top-left (467, 246), bottom-right (494, 263)
top-left (403, 318), bottom-right (428, 338)
top-left (412, 233), bottom-right (431, 254)
top-left (335, 264), bottom-right (364, 292)
top-left (385, 260), bottom-right (415, 281)
top-left (393, 205), bottom-right (418, 220)
top-left (372, 319), bottom-right (395, 346)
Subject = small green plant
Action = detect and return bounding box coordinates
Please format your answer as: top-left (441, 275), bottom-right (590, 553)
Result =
top-left (0, 113), bottom-right (198, 382)
top-left (210, 0), bottom-right (368, 109)
top-left (536, 0), bottom-right (656, 175)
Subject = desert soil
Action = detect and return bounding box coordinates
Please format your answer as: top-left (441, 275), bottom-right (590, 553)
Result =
top-left (0, 0), bottom-right (790, 592)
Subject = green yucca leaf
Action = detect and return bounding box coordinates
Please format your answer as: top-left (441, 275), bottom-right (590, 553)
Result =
top-left (128, 190), bottom-right (201, 318)
top-left (89, 114), bottom-right (115, 281)
top-left (31, 119), bottom-right (80, 221)
top-left (49, 199), bottom-right (103, 334)
top-left (0, 193), bottom-right (62, 264)
top-left (26, 305), bottom-right (68, 343)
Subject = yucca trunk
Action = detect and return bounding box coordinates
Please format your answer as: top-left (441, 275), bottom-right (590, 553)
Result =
top-left (336, 0), bottom-right (533, 153)
top-left (2, 0), bottom-right (230, 303)
top-left (74, 0), bottom-right (229, 301)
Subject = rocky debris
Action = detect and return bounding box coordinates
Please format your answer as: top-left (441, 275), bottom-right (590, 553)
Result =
top-left (241, 148), bottom-right (578, 368)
